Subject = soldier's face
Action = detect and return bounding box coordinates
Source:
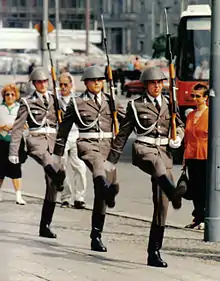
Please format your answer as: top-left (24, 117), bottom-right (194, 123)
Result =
top-left (85, 78), bottom-right (104, 94)
top-left (59, 76), bottom-right (72, 96)
top-left (34, 79), bottom-right (48, 94)
top-left (146, 80), bottom-right (163, 97)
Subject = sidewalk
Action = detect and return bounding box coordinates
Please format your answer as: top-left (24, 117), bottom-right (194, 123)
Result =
top-left (1, 192), bottom-right (220, 281)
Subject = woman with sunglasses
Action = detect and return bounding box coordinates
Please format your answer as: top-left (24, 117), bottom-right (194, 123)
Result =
top-left (0, 84), bottom-right (26, 205)
top-left (184, 83), bottom-right (209, 230)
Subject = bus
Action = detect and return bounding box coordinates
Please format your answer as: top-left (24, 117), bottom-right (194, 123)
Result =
top-left (175, 4), bottom-right (211, 119)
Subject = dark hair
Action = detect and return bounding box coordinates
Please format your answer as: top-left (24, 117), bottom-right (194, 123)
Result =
top-left (192, 83), bottom-right (209, 97)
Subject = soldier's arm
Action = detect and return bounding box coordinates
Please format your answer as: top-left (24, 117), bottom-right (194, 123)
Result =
top-left (9, 100), bottom-right (28, 157)
top-left (176, 110), bottom-right (185, 141)
top-left (115, 97), bottom-right (126, 123)
top-left (54, 98), bottom-right (76, 156)
top-left (107, 101), bottom-right (134, 164)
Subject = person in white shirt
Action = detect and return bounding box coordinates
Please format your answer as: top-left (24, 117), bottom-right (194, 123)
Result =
top-left (59, 72), bottom-right (87, 209)
top-left (193, 58), bottom-right (209, 80)
top-left (0, 84), bottom-right (26, 205)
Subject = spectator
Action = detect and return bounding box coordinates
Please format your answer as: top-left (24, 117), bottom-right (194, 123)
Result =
top-left (193, 58), bottom-right (209, 80)
top-left (59, 72), bottom-right (87, 209)
top-left (133, 56), bottom-right (141, 70)
top-left (184, 83), bottom-right (209, 230)
top-left (127, 60), bottom-right (134, 71)
top-left (0, 84), bottom-right (26, 205)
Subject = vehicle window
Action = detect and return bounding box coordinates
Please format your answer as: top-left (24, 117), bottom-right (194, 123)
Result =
top-left (177, 17), bottom-right (210, 81)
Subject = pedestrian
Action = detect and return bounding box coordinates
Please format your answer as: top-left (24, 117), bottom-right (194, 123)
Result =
top-left (106, 67), bottom-right (185, 268)
top-left (59, 72), bottom-right (87, 209)
top-left (0, 84), bottom-right (26, 205)
top-left (184, 83), bottom-right (209, 230)
top-left (8, 67), bottom-right (65, 239)
top-left (133, 56), bottom-right (141, 70)
top-left (53, 65), bottom-right (125, 252)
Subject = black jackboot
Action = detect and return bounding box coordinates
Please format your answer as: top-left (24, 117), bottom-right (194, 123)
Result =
top-left (44, 164), bottom-right (65, 192)
top-left (39, 199), bottom-right (57, 238)
top-left (147, 224), bottom-right (167, 268)
top-left (157, 175), bottom-right (185, 209)
top-left (93, 176), bottom-right (119, 208)
top-left (90, 213), bottom-right (107, 252)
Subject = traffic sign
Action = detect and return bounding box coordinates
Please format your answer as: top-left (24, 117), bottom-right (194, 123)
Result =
top-left (34, 21), bottom-right (55, 34)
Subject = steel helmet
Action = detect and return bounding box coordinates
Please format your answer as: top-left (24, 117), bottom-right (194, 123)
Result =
top-left (29, 67), bottom-right (49, 81)
top-left (140, 67), bottom-right (167, 82)
top-left (81, 65), bottom-right (105, 81)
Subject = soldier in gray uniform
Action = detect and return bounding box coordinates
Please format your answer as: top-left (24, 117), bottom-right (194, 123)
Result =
top-left (53, 65), bottom-right (125, 252)
top-left (107, 67), bottom-right (185, 268)
top-left (9, 67), bottom-right (64, 239)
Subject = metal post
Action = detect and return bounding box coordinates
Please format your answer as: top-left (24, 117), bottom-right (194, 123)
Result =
top-left (180, 0), bottom-right (185, 15)
top-left (42, 0), bottom-right (48, 68)
top-left (55, 0), bottom-right (60, 75)
top-left (151, 0), bottom-right (155, 41)
top-left (204, 0), bottom-right (220, 242)
top-left (85, 0), bottom-right (90, 56)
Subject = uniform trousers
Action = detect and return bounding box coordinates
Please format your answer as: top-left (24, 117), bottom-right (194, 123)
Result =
top-left (133, 142), bottom-right (173, 226)
top-left (26, 134), bottom-right (57, 202)
top-left (61, 137), bottom-right (87, 203)
top-left (78, 138), bottom-right (113, 228)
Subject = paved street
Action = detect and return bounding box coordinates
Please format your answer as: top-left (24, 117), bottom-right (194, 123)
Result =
top-left (1, 193), bottom-right (220, 281)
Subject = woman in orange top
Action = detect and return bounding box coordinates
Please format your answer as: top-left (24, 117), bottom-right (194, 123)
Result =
top-left (184, 83), bottom-right (209, 230)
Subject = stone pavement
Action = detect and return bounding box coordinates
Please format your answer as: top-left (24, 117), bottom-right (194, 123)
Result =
top-left (1, 193), bottom-right (220, 281)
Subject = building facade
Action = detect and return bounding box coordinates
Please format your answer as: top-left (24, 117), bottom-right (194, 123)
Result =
top-left (0, 0), bottom-right (211, 55)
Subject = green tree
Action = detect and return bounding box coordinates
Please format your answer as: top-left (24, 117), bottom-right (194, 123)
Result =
top-left (152, 35), bottom-right (177, 59)
top-left (152, 35), bottom-right (166, 58)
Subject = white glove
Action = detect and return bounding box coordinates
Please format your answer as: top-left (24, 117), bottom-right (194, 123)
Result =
top-left (104, 160), bottom-right (116, 173)
top-left (169, 136), bottom-right (182, 149)
top-left (9, 156), bottom-right (19, 164)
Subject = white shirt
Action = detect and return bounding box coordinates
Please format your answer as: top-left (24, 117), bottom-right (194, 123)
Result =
top-left (0, 102), bottom-right (19, 140)
top-left (36, 90), bottom-right (49, 103)
top-left (88, 91), bottom-right (102, 106)
top-left (147, 93), bottom-right (162, 107)
top-left (59, 93), bottom-right (79, 141)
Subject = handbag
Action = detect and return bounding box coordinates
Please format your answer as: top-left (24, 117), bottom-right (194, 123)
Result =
top-left (176, 166), bottom-right (193, 201)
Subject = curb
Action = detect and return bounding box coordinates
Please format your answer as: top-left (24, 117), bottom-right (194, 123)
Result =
top-left (3, 189), bottom-right (194, 232)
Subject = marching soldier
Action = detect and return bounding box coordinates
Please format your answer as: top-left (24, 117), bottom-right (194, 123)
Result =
top-left (106, 67), bottom-right (185, 267)
top-left (53, 65), bottom-right (125, 252)
top-left (9, 66), bottom-right (64, 239)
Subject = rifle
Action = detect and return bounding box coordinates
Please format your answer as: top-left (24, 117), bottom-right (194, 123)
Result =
top-left (47, 42), bottom-right (62, 124)
top-left (164, 8), bottom-right (177, 140)
top-left (101, 14), bottom-right (119, 135)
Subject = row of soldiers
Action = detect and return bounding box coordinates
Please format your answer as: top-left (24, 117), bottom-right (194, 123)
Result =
top-left (8, 65), bottom-right (185, 268)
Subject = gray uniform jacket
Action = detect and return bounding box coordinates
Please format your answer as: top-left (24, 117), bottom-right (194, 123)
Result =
top-left (9, 91), bottom-right (58, 167)
top-left (107, 94), bottom-right (185, 177)
top-left (54, 90), bottom-right (125, 178)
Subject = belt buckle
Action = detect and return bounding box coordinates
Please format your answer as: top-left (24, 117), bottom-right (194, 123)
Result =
top-left (155, 138), bottom-right (161, 146)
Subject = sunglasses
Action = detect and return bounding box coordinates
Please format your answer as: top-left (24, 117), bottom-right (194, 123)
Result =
top-left (190, 94), bottom-right (202, 98)
top-left (5, 92), bottom-right (15, 97)
top-left (59, 83), bottom-right (68, 87)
